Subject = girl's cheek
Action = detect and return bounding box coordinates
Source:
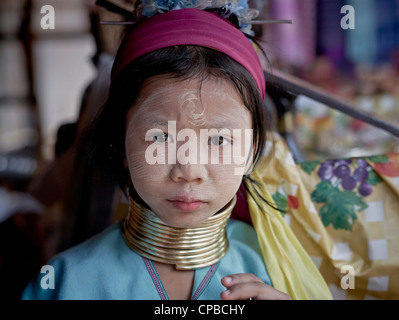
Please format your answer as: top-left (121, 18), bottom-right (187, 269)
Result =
top-left (125, 150), bottom-right (151, 179)
top-left (210, 164), bottom-right (243, 189)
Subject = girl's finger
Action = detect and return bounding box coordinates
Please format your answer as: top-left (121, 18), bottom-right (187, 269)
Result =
top-left (221, 273), bottom-right (263, 288)
top-left (221, 281), bottom-right (292, 300)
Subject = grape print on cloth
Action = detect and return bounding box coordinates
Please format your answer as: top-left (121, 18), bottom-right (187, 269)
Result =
top-left (299, 156), bottom-right (388, 230)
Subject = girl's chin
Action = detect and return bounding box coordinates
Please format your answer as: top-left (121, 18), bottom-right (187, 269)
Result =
top-left (158, 211), bottom-right (212, 229)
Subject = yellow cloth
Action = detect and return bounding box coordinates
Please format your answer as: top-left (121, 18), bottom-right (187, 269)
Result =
top-left (247, 168), bottom-right (333, 300)
top-left (254, 134), bottom-right (399, 300)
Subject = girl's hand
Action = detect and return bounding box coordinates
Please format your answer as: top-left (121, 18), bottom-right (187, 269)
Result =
top-left (220, 273), bottom-right (292, 300)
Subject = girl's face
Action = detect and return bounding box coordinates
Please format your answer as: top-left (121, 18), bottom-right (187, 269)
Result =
top-left (125, 75), bottom-right (252, 228)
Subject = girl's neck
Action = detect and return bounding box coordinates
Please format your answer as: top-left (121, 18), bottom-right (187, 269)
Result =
top-left (122, 195), bottom-right (237, 270)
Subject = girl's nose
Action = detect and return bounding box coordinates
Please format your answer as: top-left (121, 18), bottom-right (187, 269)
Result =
top-left (168, 132), bottom-right (208, 183)
top-left (169, 162), bottom-right (208, 183)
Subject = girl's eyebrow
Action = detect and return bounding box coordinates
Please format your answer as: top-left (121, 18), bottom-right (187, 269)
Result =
top-left (149, 120), bottom-right (170, 127)
top-left (137, 111), bottom-right (246, 129)
top-left (202, 120), bottom-right (242, 130)
top-left (140, 118), bottom-right (245, 130)
top-left (137, 118), bottom-right (170, 128)
top-left (202, 113), bottom-right (248, 129)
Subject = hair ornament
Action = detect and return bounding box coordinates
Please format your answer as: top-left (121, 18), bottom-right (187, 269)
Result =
top-left (140, 0), bottom-right (256, 34)
top-left (97, 0), bottom-right (292, 33)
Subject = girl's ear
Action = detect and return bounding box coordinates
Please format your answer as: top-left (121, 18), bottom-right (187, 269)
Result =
top-left (123, 157), bottom-right (128, 169)
top-left (243, 148), bottom-right (255, 176)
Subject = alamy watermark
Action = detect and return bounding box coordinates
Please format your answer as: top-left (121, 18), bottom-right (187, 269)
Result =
top-left (40, 265), bottom-right (55, 290)
top-left (37, 263), bottom-right (355, 291)
top-left (40, 5), bottom-right (55, 30)
top-left (40, 5), bottom-right (355, 31)
top-left (144, 121), bottom-right (253, 176)
top-left (340, 265), bottom-right (355, 290)
top-left (341, 5), bottom-right (355, 30)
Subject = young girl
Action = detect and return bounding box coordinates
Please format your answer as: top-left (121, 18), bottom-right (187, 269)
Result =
top-left (21, 1), bottom-right (332, 300)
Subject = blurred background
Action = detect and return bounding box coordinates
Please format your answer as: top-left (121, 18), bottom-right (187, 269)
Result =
top-left (0, 0), bottom-right (398, 299)
top-left (262, 0), bottom-right (399, 160)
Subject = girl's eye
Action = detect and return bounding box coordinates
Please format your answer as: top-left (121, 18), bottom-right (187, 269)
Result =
top-left (153, 133), bottom-right (170, 143)
top-left (209, 136), bottom-right (231, 147)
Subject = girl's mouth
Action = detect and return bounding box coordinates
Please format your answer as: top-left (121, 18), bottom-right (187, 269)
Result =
top-left (167, 196), bottom-right (206, 212)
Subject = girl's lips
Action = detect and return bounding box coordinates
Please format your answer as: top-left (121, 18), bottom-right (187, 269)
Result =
top-left (167, 197), bottom-right (206, 212)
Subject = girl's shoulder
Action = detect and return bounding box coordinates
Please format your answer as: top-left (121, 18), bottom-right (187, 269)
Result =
top-left (20, 222), bottom-right (145, 299)
top-left (52, 222), bottom-right (125, 262)
top-left (225, 218), bottom-right (265, 266)
top-left (226, 218), bottom-right (259, 247)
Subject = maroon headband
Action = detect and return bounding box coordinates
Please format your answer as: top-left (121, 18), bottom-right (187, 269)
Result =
top-left (111, 8), bottom-right (266, 100)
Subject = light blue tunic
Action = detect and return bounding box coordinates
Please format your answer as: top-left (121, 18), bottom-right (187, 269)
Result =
top-left (21, 219), bottom-right (272, 300)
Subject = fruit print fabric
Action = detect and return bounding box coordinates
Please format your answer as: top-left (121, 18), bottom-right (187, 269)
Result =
top-left (306, 157), bottom-right (386, 230)
top-left (253, 134), bottom-right (399, 300)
